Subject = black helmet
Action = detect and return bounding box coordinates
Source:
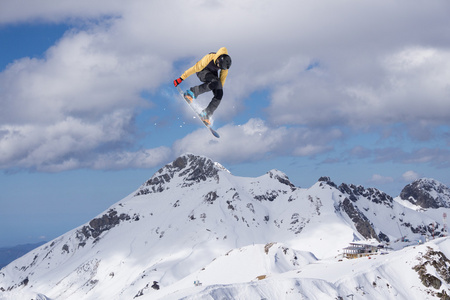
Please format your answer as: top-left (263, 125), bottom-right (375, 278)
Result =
top-left (216, 54), bottom-right (232, 70)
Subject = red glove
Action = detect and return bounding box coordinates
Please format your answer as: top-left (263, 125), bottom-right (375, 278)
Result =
top-left (173, 77), bottom-right (183, 87)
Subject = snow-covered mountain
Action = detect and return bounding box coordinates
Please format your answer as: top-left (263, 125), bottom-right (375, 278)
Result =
top-left (1, 154), bottom-right (450, 299)
top-left (400, 178), bottom-right (450, 209)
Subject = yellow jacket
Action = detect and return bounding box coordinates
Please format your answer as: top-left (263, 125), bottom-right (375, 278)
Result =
top-left (181, 47), bottom-right (229, 87)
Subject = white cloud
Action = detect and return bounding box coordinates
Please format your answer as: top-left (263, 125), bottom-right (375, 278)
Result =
top-left (172, 118), bottom-right (341, 164)
top-left (0, 13), bottom-right (173, 171)
top-left (173, 118), bottom-right (290, 164)
top-left (402, 170), bottom-right (420, 182)
top-left (92, 147), bottom-right (172, 170)
top-left (0, 112), bottom-right (135, 171)
top-left (343, 47), bottom-right (450, 127)
top-left (1, 0), bottom-right (450, 171)
top-left (267, 46), bottom-right (450, 131)
top-left (0, 0), bottom-right (125, 24)
top-left (0, 28), bottom-right (170, 124)
top-left (369, 174), bottom-right (394, 185)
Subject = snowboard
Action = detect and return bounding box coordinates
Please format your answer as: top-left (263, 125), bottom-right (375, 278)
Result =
top-left (176, 86), bottom-right (220, 138)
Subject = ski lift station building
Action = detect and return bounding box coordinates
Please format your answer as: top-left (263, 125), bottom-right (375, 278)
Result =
top-left (343, 242), bottom-right (381, 259)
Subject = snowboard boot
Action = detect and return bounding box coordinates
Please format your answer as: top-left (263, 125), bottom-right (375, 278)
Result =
top-left (199, 110), bottom-right (211, 126)
top-left (183, 89), bottom-right (196, 103)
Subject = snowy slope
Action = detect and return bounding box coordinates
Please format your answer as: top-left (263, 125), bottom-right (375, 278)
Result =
top-left (167, 238), bottom-right (450, 300)
top-left (1, 154), bottom-right (450, 300)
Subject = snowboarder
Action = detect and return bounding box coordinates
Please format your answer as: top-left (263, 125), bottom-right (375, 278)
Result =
top-left (173, 47), bottom-right (232, 125)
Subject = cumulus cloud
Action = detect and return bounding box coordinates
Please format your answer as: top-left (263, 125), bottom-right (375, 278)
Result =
top-left (402, 170), bottom-right (420, 182)
top-left (172, 118), bottom-right (341, 164)
top-left (92, 147), bottom-right (172, 170)
top-left (0, 7), bottom-right (173, 171)
top-left (0, 0), bottom-right (125, 24)
top-left (173, 118), bottom-right (290, 164)
top-left (0, 112), bottom-right (133, 171)
top-left (369, 174), bottom-right (394, 185)
top-left (344, 47), bottom-right (450, 127)
top-left (267, 46), bottom-right (450, 131)
top-left (369, 147), bottom-right (450, 170)
top-left (0, 0), bottom-right (449, 171)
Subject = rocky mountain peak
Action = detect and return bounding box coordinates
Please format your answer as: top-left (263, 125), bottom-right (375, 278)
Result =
top-left (135, 154), bottom-right (223, 196)
top-left (266, 169), bottom-right (296, 190)
top-left (318, 176), bottom-right (338, 188)
top-left (400, 178), bottom-right (450, 209)
top-left (339, 183), bottom-right (393, 207)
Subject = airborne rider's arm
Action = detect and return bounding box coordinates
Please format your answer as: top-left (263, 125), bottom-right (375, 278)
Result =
top-left (180, 53), bottom-right (215, 80)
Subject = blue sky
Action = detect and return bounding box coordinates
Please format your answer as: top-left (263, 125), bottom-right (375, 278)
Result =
top-left (1, 0), bottom-right (450, 247)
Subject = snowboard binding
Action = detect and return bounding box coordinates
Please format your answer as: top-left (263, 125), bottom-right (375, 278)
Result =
top-left (183, 90), bottom-right (195, 104)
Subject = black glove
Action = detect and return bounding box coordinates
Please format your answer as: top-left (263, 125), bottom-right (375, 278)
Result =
top-left (173, 77), bottom-right (183, 87)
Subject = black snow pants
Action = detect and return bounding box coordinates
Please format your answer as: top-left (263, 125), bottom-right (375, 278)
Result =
top-left (190, 69), bottom-right (223, 116)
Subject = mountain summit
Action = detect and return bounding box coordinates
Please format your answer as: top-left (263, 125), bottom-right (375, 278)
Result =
top-left (1, 154), bottom-right (450, 299)
top-left (135, 154), bottom-right (226, 195)
top-left (400, 178), bottom-right (450, 209)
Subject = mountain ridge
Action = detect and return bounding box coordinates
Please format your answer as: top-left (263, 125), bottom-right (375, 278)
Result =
top-left (1, 153), bottom-right (450, 299)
